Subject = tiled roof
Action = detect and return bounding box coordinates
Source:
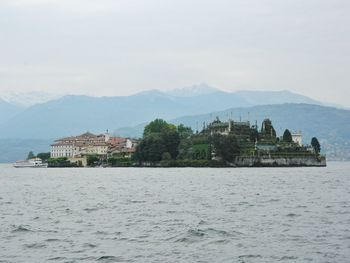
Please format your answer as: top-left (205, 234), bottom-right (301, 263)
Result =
top-left (109, 137), bottom-right (127, 144)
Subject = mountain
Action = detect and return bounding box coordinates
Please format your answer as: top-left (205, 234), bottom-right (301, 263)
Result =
top-left (114, 104), bottom-right (350, 161)
top-left (1, 91), bottom-right (62, 107)
top-left (0, 99), bottom-right (23, 124)
top-left (0, 139), bottom-right (51, 163)
top-left (234, 90), bottom-right (320, 105)
top-left (164, 83), bottom-right (218, 97)
top-left (0, 88), bottom-right (325, 140)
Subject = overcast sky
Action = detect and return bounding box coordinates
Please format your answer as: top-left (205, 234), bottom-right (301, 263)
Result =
top-left (1, 0), bottom-right (349, 106)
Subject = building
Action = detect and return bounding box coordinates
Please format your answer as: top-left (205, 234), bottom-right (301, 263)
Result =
top-left (107, 137), bottom-right (138, 157)
top-left (51, 132), bottom-right (137, 160)
top-left (51, 132), bottom-right (109, 158)
top-left (292, 131), bottom-right (302, 146)
top-left (207, 117), bottom-right (251, 137)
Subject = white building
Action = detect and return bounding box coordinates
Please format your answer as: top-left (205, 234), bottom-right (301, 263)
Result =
top-left (51, 132), bottom-right (108, 158)
top-left (292, 131), bottom-right (302, 146)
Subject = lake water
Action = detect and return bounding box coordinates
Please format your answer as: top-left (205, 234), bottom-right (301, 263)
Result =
top-left (0, 162), bottom-right (349, 263)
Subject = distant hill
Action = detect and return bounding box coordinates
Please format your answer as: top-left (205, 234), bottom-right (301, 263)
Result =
top-left (114, 104), bottom-right (350, 161)
top-left (1, 91), bottom-right (62, 107)
top-left (0, 99), bottom-right (23, 124)
top-left (0, 139), bottom-right (51, 163)
top-left (164, 83), bottom-right (218, 97)
top-left (0, 88), bottom-right (324, 140)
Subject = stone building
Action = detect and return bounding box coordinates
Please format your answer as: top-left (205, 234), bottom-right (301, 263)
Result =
top-left (50, 132), bottom-right (108, 158)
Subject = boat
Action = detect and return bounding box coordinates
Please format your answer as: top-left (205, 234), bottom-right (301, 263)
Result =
top-left (13, 158), bottom-right (48, 168)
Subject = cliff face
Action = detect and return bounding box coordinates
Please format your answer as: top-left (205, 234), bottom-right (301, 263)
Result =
top-left (234, 156), bottom-right (326, 167)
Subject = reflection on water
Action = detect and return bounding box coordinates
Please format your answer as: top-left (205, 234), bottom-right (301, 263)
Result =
top-left (0, 163), bottom-right (349, 262)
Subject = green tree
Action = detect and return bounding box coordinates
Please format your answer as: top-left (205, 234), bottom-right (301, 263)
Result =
top-left (87, 155), bottom-right (100, 166)
top-left (143, 119), bottom-right (176, 137)
top-left (250, 129), bottom-right (259, 142)
top-left (211, 134), bottom-right (240, 162)
top-left (283, 129), bottom-right (293, 143)
top-left (36, 152), bottom-right (51, 161)
top-left (27, 151), bottom-right (35, 160)
top-left (177, 137), bottom-right (193, 160)
top-left (134, 133), bottom-right (166, 163)
top-left (261, 119), bottom-right (277, 138)
top-left (162, 129), bottom-right (180, 159)
top-left (134, 119), bottom-right (181, 163)
top-left (161, 152), bottom-right (172, 161)
top-left (177, 124), bottom-right (193, 139)
top-left (311, 137), bottom-right (321, 154)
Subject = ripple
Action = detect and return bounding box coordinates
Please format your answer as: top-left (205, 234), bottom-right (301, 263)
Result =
top-left (97, 256), bottom-right (124, 262)
top-left (188, 228), bottom-right (206, 237)
top-left (238, 254), bottom-right (262, 259)
top-left (83, 243), bottom-right (98, 248)
top-left (1, 163), bottom-right (349, 262)
top-left (45, 238), bottom-right (60, 242)
top-left (286, 213), bottom-right (301, 217)
top-left (23, 243), bottom-right (46, 249)
top-left (279, 256), bottom-right (298, 260)
top-left (11, 225), bottom-right (33, 233)
top-left (47, 257), bottom-right (67, 261)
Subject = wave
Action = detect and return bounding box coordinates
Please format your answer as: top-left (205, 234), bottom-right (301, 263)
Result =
top-left (11, 225), bottom-right (33, 233)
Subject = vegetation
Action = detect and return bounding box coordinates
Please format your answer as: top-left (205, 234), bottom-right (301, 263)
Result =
top-left (48, 157), bottom-right (78, 167)
top-left (134, 119), bottom-right (180, 164)
top-left (86, 155), bottom-right (102, 167)
top-left (283, 129), bottom-right (293, 143)
top-left (211, 134), bottom-right (240, 162)
top-left (26, 151), bottom-right (50, 161)
top-left (36, 152), bottom-right (50, 162)
top-left (27, 151), bottom-right (35, 160)
top-left (132, 117), bottom-right (324, 167)
top-left (311, 137), bottom-right (321, 154)
top-left (107, 156), bottom-right (132, 167)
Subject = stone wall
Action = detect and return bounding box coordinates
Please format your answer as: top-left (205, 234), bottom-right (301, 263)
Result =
top-left (234, 156), bottom-right (326, 167)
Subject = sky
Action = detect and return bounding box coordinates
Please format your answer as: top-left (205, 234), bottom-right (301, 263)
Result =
top-left (1, 0), bottom-right (350, 106)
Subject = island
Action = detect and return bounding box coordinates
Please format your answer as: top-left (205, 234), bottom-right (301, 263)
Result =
top-left (44, 117), bottom-right (326, 168)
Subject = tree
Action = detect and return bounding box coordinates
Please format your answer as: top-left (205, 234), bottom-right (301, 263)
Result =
top-left (177, 136), bottom-right (193, 160)
top-left (134, 119), bottom-right (181, 163)
top-left (27, 151), bottom-right (35, 160)
top-left (211, 134), bottom-right (240, 162)
top-left (143, 119), bottom-right (176, 137)
top-left (261, 119), bottom-right (276, 138)
top-left (250, 129), bottom-right (259, 142)
top-left (161, 152), bottom-right (172, 161)
top-left (311, 137), bottom-right (321, 154)
top-left (37, 152), bottom-right (51, 161)
top-left (87, 155), bottom-right (100, 166)
top-left (134, 133), bottom-right (166, 163)
top-left (283, 129), bottom-right (293, 143)
top-left (162, 129), bottom-right (180, 159)
top-left (177, 124), bottom-right (193, 139)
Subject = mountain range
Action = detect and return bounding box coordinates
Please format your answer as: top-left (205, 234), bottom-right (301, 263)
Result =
top-left (0, 85), bottom-right (349, 162)
top-left (0, 86), bottom-right (324, 139)
top-left (0, 99), bottom-right (23, 124)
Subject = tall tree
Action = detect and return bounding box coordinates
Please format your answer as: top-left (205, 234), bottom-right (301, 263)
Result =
top-left (143, 119), bottom-right (176, 137)
top-left (311, 137), bottom-right (321, 154)
top-left (162, 129), bottom-right (180, 159)
top-left (177, 124), bottom-right (193, 139)
top-left (134, 133), bottom-right (166, 163)
top-left (27, 151), bottom-right (35, 160)
top-left (283, 129), bottom-right (293, 143)
top-left (134, 119), bottom-right (181, 163)
top-left (211, 134), bottom-right (240, 162)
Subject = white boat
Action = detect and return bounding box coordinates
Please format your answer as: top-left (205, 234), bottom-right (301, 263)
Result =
top-left (13, 158), bottom-right (48, 168)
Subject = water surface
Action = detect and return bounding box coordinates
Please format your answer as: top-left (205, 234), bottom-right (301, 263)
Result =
top-left (0, 163), bottom-right (349, 262)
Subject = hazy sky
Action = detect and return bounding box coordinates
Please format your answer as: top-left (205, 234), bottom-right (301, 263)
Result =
top-left (1, 0), bottom-right (349, 105)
